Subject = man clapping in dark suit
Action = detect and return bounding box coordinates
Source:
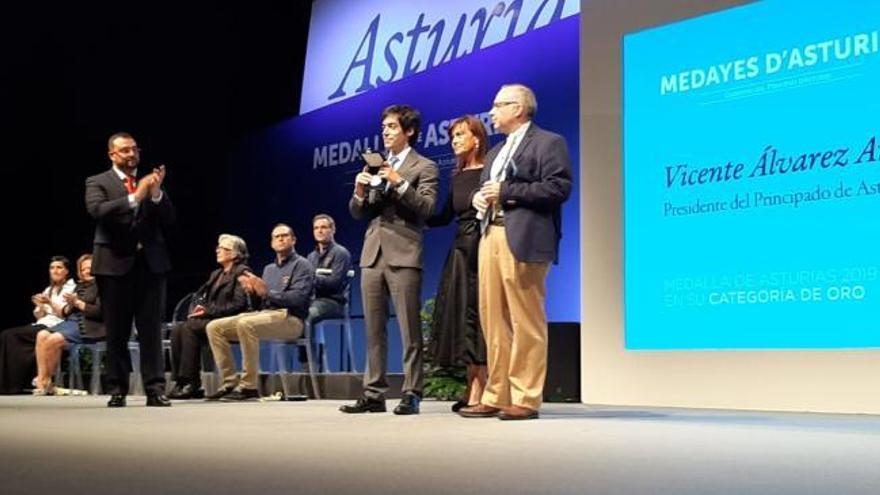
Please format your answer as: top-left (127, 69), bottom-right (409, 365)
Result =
top-left (459, 84), bottom-right (573, 421)
top-left (85, 132), bottom-right (176, 408)
top-left (341, 105), bottom-right (439, 415)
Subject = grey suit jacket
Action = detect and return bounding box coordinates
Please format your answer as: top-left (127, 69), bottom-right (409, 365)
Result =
top-left (482, 123), bottom-right (573, 264)
top-left (349, 149), bottom-right (439, 269)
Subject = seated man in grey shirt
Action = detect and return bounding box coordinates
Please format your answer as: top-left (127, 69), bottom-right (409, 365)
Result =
top-left (206, 223), bottom-right (314, 401)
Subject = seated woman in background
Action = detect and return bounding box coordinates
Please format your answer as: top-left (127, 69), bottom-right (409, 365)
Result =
top-left (0, 256), bottom-right (75, 394)
top-left (32, 253), bottom-right (104, 395)
top-left (167, 234), bottom-right (252, 399)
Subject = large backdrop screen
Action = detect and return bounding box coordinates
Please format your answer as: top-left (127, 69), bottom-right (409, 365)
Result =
top-left (623, 0), bottom-right (880, 350)
top-left (300, 0), bottom-right (580, 114)
top-left (228, 0), bottom-right (580, 370)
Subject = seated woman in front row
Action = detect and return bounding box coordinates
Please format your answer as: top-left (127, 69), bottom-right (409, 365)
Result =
top-left (32, 253), bottom-right (104, 395)
top-left (0, 256), bottom-right (75, 394)
top-left (167, 234), bottom-right (252, 399)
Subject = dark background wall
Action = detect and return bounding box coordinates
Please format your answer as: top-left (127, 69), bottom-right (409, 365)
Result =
top-left (1, 2), bottom-right (312, 329)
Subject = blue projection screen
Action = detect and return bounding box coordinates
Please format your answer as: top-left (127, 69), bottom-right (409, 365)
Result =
top-left (623, 0), bottom-right (880, 350)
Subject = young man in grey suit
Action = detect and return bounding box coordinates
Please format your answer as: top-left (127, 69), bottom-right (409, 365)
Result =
top-left (460, 84), bottom-right (573, 420)
top-left (341, 105), bottom-right (439, 415)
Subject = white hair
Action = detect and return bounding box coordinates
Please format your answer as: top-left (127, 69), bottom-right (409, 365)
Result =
top-left (501, 83), bottom-right (537, 118)
top-left (218, 233), bottom-right (249, 263)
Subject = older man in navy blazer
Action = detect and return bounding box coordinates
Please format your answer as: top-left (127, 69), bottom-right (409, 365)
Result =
top-left (460, 84), bottom-right (573, 420)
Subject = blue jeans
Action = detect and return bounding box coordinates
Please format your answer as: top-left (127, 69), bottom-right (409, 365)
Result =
top-left (297, 298), bottom-right (344, 367)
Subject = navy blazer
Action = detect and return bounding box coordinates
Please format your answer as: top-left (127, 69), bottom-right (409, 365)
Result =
top-left (85, 168), bottom-right (176, 276)
top-left (482, 123), bottom-right (573, 264)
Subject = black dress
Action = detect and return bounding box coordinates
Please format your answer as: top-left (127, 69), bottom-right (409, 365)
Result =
top-left (0, 325), bottom-right (43, 394)
top-left (426, 168), bottom-right (486, 366)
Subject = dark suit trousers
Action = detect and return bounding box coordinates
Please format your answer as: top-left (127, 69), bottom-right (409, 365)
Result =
top-left (170, 318), bottom-right (210, 387)
top-left (96, 252), bottom-right (167, 396)
top-left (361, 251), bottom-right (423, 399)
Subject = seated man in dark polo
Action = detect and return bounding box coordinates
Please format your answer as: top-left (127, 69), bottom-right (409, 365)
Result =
top-left (301, 213), bottom-right (352, 370)
top-left (205, 223), bottom-right (314, 401)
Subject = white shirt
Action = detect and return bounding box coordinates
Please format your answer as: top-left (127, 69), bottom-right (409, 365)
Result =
top-left (386, 146), bottom-right (412, 195)
top-left (386, 146), bottom-right (411, 170)
top-left (34, 278), bottom-right (76, 328)
top-left (490, 121), bottom-right (531, 182)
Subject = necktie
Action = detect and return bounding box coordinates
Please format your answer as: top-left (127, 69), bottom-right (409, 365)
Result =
top-left (123, 175), bottom-right (136, 194)
top-left (482, 136), bottom-right (519, 235)
top-left (494, 135), bottom-right (518, 182)
top-left (384, 155), bottom-right (400, 193)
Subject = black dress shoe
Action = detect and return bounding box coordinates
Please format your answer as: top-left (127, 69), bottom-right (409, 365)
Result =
top-left (146, 393), bottom-right (172, 407)
top-left (220, 387), bottom-right (260, 401)
top-left (168, 383), bottom-right (205, 400)
top-left (393, 393), bottom-right (421, 415)
top-left (205, 385), bottom-right (236, 401)
top-left (107, 394), bottom-right (127, 408)
top-left (451, 399), bottom-right (468, 412)
top-left (339, 396), bottom-right (386, 413)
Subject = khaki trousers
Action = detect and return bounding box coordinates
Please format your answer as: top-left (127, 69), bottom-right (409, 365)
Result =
top-left (478, 225), bottom-right (550, 410)
top-left (206, 309), bottom-right (304, 390)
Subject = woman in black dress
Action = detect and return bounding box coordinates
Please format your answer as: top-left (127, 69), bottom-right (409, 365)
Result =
top-left (427, 115), bottom-right (489, 411)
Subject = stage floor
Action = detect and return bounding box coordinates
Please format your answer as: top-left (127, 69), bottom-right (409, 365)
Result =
top-left (1, 396), bottom-right (879, 494)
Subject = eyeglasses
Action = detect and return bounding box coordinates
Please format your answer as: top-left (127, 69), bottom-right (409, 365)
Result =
top-left (491, 101), bottom-right (519, 110)
top-left (112, 147), bottom-right (141, 155)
